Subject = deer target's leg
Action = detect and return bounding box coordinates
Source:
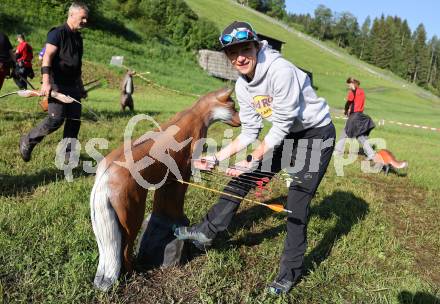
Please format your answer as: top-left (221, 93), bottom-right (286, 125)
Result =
top-left (111, 189), bottom-right (147, 273)
top-left (152, 181), bottom-right (188, 221)
top-left (135, 181), bottom-right (190, 267)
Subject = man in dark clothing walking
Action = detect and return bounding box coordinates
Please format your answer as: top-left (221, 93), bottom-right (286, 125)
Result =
top-left (19, 2), bottom-right (89, 162)
top-left (0, 32), bottom-right (15, 91)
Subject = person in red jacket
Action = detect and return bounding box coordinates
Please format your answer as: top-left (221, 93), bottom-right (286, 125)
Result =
top-left (14, 34), bottom-right (34, 89)
top-left (334, 77), bottom-right (376, 159)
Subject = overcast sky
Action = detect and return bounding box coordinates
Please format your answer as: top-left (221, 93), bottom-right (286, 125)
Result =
top-left (285, 0), bottom-right (438, 40)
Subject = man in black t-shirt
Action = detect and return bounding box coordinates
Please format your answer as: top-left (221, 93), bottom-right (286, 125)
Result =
top-left (19, 2), bottom-right (89, 162)
top-left (0, 32), bottom-right (15, 90)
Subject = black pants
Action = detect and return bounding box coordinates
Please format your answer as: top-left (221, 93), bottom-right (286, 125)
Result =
top-left (13, 66), bottom-right (34, 89)
top-left (195, 122), bottom-right (336, 283)
top-left (25, 86), bottom-right (82, 148)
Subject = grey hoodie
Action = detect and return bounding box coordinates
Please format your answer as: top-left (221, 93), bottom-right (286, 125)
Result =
top-left (236, 41), bottom-right (331, 148)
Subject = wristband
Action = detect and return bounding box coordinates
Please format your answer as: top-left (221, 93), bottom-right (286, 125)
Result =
top-left (41, 66), bottom-right (51, 75)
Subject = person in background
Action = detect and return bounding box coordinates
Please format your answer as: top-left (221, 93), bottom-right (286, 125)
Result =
top-left (174, 21), bottom-right (336, 296)
top-left (19, 2), bottom-right (88, 162)
top-left (38, 46), bottom-right (46, 61)
top-left (0, 32), bottom-right (15, 91)
top-left (334, 77), bottom-right (376, 160)
top-left (14, 34), bottom-right (34, 89)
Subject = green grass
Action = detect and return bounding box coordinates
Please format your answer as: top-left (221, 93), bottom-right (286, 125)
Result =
top-left (1, 0), bottom-right (440, 303)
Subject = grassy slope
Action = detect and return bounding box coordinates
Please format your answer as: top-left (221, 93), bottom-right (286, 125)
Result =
top-left (0, 0), bottom-right (439, 303)
top-left (185, 0), bottom-right (440, 121)
top-left (185, 0), bottom-right (440, 192)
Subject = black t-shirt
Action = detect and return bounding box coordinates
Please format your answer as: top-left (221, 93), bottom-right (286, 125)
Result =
top-left (46, 24), bottom-right (83, 85)
top-left (0, 32), bottom-right (13, 63)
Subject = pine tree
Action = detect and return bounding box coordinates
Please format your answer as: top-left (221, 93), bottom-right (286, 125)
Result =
top-left (266, 0), bottom-right (286, 20)
top-left (390, 18), bottom-right (412, 78)
top-left (347, 18), bottom-right (360, 54)
top-left (371, 15), bottom-right (393, 69)
top-left (412, 24), bottom-right (430, 85)
top-left (311, 5), bottom-right (333, 40)
top-left (333, 12), bottom-right (358, 48)
top-left (358, 16), bottom-right (371, 60)
top-left (427, 36), bottom-right (439, 86)
top-left (367, 17), bottom-right (380, 64)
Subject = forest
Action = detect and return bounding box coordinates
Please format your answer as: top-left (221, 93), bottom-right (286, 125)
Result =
top-left (237, 0), bottom-right (440, 96)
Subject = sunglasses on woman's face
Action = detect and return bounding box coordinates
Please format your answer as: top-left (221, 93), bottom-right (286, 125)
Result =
top-left (219, 28), bottom-right (256, 47)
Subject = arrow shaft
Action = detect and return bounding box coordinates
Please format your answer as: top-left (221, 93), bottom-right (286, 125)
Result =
top-left (199, 159), bottom-right (300, 182)
top-left (200, 175), bottom-right (270, 197)
top-left (203, 170), bottom-right (261, 189)
top-left (175, 179), bottom-right (291, 213)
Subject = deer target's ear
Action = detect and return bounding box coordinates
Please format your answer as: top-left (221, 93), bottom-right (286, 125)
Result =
top-left (215, 87), bottom-right (233, 102)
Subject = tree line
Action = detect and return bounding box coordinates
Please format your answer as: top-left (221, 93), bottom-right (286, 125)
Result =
top-left (2, 0), bottom-right (219, 52)
top-left (236, 1), bottom-right (440, 96)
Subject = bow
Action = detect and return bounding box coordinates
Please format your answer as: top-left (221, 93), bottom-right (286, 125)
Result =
top-left (0, 89), bottom-right (100, 122)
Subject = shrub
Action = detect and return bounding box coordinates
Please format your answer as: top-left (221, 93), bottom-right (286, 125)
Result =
top-left (117, 0), bottom-right (219, 50)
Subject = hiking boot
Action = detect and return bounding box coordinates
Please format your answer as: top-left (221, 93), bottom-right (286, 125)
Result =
top-left (19, 136), bottom-right (33, 162)
top-left (64, 151), bottom-right (71, 164)
top-left (192, 240), bottom-right (211, 251)
top-left (63, 141), bottom-right (79, 164)
top-left (267, 278), bottom-right (294, 295)
top-left (173, 226), bottom-right (212, 249)
top-left (64, 146), bottom-right (72, 164)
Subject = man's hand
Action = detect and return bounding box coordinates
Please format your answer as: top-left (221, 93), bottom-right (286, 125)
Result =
top-left (80, 87), bottom-right (88, 99)
top-left (40, 82), bottom-right (52, 97)
top-left (192, 155), bottom-right (218, 171)
top-left (226, 159), bottom-right (258, 177)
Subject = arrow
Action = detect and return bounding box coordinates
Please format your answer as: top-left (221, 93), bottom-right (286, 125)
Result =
top-left (175, 178), bottom-right (292, 214)
top-left (194, 158), bottom-right (302, 184)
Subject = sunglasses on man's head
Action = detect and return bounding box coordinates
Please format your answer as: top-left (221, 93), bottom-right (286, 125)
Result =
top-left (219, 28), bottom-right (256, 47)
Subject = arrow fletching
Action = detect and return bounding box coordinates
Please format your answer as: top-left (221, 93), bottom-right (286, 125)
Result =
top-left (267, 203), bottom-right (292, 214)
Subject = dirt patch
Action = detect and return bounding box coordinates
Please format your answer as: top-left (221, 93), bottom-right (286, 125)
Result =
top-left (359, 174), bottom-right (440, 287)
top-left (106, 265), bottom-right (201, 303)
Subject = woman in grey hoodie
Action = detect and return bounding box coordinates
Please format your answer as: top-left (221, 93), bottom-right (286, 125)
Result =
top-left (175, 21), bottom-right (336, 295)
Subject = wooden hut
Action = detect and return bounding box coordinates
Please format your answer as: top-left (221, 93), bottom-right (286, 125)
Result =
top-left (197, 49), bottom-right (239, 81)
top-left (258, 33), bottom-right (285, 52)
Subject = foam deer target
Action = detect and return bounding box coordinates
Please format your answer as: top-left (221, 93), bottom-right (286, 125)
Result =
top-left (90, 87), bottom-right (240, 291)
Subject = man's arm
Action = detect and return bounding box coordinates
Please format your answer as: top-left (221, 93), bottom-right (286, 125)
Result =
top-left (7, 49), bottom-right (16, 78)
top-left (78, 77), bottom-right (87, 98)
top-left (40, 43), bottom-right (58, 96)
top-left (14, 44), bottom-right (20, 55)
top-left (344, 101), bottom-right (351, 116)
